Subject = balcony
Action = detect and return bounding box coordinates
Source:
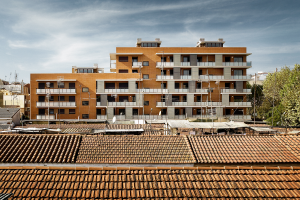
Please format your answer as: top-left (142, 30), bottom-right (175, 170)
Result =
top-left (192, 115), bottom-right (217, 119)
top-left (108, 102), bottom-right (137, 106)
top-left (196, 89), bottom-right (208, 93)
top-left (197, 62), bottom-right (215, 66)
top-left (97, 115), bottom-right (107, 120)
top-left (156, 75), bottom-right (174, 80)
top-left (36, 89), bottom-right (76, 94)
top-left (181, 62), bottom-right (190, 66)
top-left (104, 89), bottom-right (129, 93)
top-left (229, 102), bottom-right (251, 106)
top-left (225, 115), bottom-right (251, 120)
top-left (132, 62), bottom-right (143, 68)
top-left (136, 89), bottom-right (168, 93)
top-left (180, 75), bottom-right (192, 79)
top-left (231, 75), bottom-right (251, 80)
top-left (156, 102), bottom-right (166, 106)
top-left (194, 102), bottom-right (222, 106)
top-left (172, 102), bottom-right (188, 106)
top-left (199, 75), bottom-right (224, 80)
top-left (174, 89), bottom-right (189, 93)
top-left (156, 62), bottom-right (174, 67)
top-left (36, 115), bottom-right (55, 120)
top-left (36, 102), bottom-right (76, 107)
top-left (221, 89), bottom-right (251, 93)
top-left (223, 61), bottom-right (252, 66)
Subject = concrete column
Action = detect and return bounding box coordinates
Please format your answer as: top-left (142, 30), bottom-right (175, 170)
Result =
top-left (174, 54), bottom-right (181, 66)
top-left (222, 94), bottom-right (229, 106)
top-left (136, 94), bottom-right (144, 106)
top-left (173, 67), bottom-right (181, 79)
top-left (224, 68), bottom-right (231, 79)
top-left (96, 81), bottom-right (104, 93)
top-left (188, 81), bottom-right (195, 93)
top-left (215, 54), bottom-right (223, 66)
top-left (167, 81), bottom-right (175, 93)
top-left (128, 81), bottom-right (136, 93)
top-left (190, 54), bottom-right (197, 66)
top-left (191, 68), bottom-right (198, 80)
top-left (187, 94), bottom-right (194, 106)
top-left (185, 107), bottom-right (192, 117)
top-left (216, 107), bottom-right (223, 117)
top-left (165, 94), bottom-right (172, 106)
top-left (107, 107), bottom-right (114, 119)
top-left (125, 107), bottom-right (133, 119)
top-left (100, 94), bottom-right (107, 106)
top-left (236, 81), bottom-right (243, 93)
top-left (167, 107), bottom-right (175, 119)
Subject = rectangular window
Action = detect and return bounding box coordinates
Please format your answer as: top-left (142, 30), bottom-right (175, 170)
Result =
top-left (82, 87), bottom-right (89, 92)
top-left (49, 96), bottom-right (54, 101)
top-left (175, 83), bottom-right (179, 89)
top-left (58, 109), bottom-right (65, 114)
top-left (183, 83), bottom-right (188, 89)
top-left (119, 83), bottom-right (128, 89)
top-left (197, 57), bottom-right (202, 62)
top-left (78, 69), bottom-right (84, 73)
top-left (143, 74), bottom-right (149, 79)
top-left (58, 82), bottom-right (64, 88)
top-left (183, 56), bottom-right (189, 62)
top-left (170, 56), bottom-right (173, 62)
top-left (119, 69), bottom-right (128, 73)
top-left (175, 109), bottom-right (180, 115)
top-left (197, 83), bottom-right (201, 89)
top-left (38, 96), bottom-right (45, 102)
top-left (132, 57), bottom-right (138, 63)
top-left (58, 96), bottom-right (65, 101)
top-left (87, 69), bottom-right (93, 73)
top-left (119, 96), bottom-right (128, 102)
top-left (170, 70), bottom-right (173, 75)
top-left (119, 56), bottom-right (128, 62)
top-left (97, 96), bottom-right (101, 102)
top-left (69, 83), bottom-right (75, 89)
top-left (196, 96), bottom-right (201, 102)
top-left (225, 57), bottom-right (230, 62)
top-left (69, 96), bottom-right (75, 102)
top-left (82, 114), bottom-right (89, 119)
top-left (132, 70), bottom-right (138, 73)
top-left (234, 96), bottom-right (243, 102)
top-left (69, 109), bottom-right (75, 114)
top-left (161, 83), bottom-right (166, 89)
top-left (38, 83), bottom-right (45, 89)
top-left (225, 83), bottom-right (230, 89)
top-left (144, 101), bottom-right (149, 106)
top-left (234, 109), bottom-right (244, 115)
top-left (49, 109), bottom-right (54, 114)
top-left (38, 109), bottom-right (45, 115)
top-left (196, 109), bottom-right (201, 115)
top-left (234, 70), bottom-right (243, 76)
top-left (161, 109), bottom-right (167, 115)
top-left (234, 57), bottom-right (243, 62)
top-left (133, 109), bottom-right (138, 115)
top-left (105, 83), bottom-right (115, 89)
top-left (199, 69), bottom-right (202, 75)
top-left (143, 61), bottom-right (149, 66)
top-left (119, 109), bottom-right (125, 115)
top-left (49, 83), bottom-right (54, 88)
top-left (82, 101), bottom-right (89, 106)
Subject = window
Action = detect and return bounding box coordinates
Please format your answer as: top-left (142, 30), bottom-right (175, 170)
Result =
top-left (225, 57), bottom-right (230, 62)
top-left (97, 96), bottom-right (101, 102)
top-left (143, 74), bottom-right (149, 79)
top-left (183, 56), bottom-right (189, 62)
top-left (108, 96), bottom-right (115, 102)
top-left (172, 96), bottom-right (179, 102)
top-left (105, 83), bottom-right (115, 89)
top-left (69, 96), bottom-right (75, 102)
top-left (82, 101), bottom-right (89, 106)
top-left (119, 69), bottom-right (128, 73)
top-left (38, 83), bottom-right (45, 89)
top-left (161, 57), bottom-right (166, 62)
top-left (175, 109), bottom-right (180, 115)
top-left (69, 83), bottom-right (75, 89)
top-left (58, 82), bottom-right (64, 88)
top-left (38, 96), bottom-right (45, 102)
top-left (197, 83), bottom-right (201, 89)
top-left (234, 109), bottom-right (244, 115)
top-left (38, 109), bottom-right (45, 115)
top-left (225, 109), bottom-right (231, 115)
top-left (132, 57), bottom-right (138, 63)
top-left (119, 96), bottom-right (128, 102)
top-left (161, 109), bottom-right (167, 115)
top-left (197, 57), bottom-right (202, 62)
top-left (49, 96), bottom-right (54, 101)
top-left (133, 109), bottom-right (138, 115)
top-left (58, 109), bottom-right (65, 114)
top-left (170, 56), bottom-right (173, 62)
top-left (225, 83), bottom-right (230, 89)
top-left (82, 87), bottom-right (89, 92)
top-left (183, 69), bottom-right (191, 75)
top-left (132, 70), bottom-right (138, 73)
top-left (199, 69), bottom-right (202, 75)
top-left (234, 70), bottom-right (243, 76)
top-left (170, 70), bottom-right (173, 75)
top-left (69, 109), bottom-right (75, 114)
top-left (183, 83), bottom-right (188, 89)
top-left (58, 96), bottom-right (65, 101)
top-left (49, 109), bottom-right (54, 114)
top-left (119, 56), bottom-right (128, 62)
top-left (234, 57), bottom-right (243, 62)
top-left (196, 96), bottom-right (201, 102)
top-left (119, 83), bottom-right (128, 89)
top-left (234, 96), bottom-right (243, 102)
top-left (196, 109), bottom-right (201, 115)
top-left (82, 114), bottom-right (89, 119)
top-left (144, 101), bottom-right (149, 106)
top-left (143, 61), bottom-right (149, 66)
top-left (49, 83), bottom-right (54, 88)
top-left (175, 83), bottom-right (179, 89)
top-left (161, 83), bottom-right (166, 89)
top-left (161, 70), bottom-right (166, 75)
top-left (119, 109), bottom-right (125, 115)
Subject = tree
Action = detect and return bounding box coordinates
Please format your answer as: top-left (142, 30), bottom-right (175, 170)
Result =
top-left (246, 82), bottom-right (265, 120)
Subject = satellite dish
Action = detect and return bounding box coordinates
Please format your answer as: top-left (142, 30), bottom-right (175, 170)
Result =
top-left (159, 111), bottom-right (161, 116)
top-left (112, 116), bottom-right (116, 123)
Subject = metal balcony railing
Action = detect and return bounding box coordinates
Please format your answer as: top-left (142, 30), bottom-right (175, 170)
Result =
top-left (231, 75), bottom-right (251, 80)
top-left (199, 75), bottom-right (225, 80)
top-left (97, 115), bottom-right (107, 120)
top-left (221, 89), bottom-right (252, 93)
top-left (104, 89), bottom-right (129, 93)
top-left (223, 61), bottom-right (252, 66)
top-left (156, 102), bottom-right (166, 106)
top-left (174, 115), bottom-right (186, 119)
top-left (36, 115), bottom-right (55, 120)
top-left (156, 62), bottom-right (174, 67)
top-left (36, 102), bottom-right (76, 107)
top-left (197, 62), bottom-right (215, 66)
top-left (225, 115), bottom-right (251, 120)
top-left (195, 89), bottom-right (208, 93)
top-left (136, 89), bottom-right (168, 93)
top-left (108, 102), bottom-right (137, 106)
top-left (156, 75), bottom-right (174, 80)
top-left (132, 62), bottom-right (142, 67)
top-left (36, 89), bottom-right (76, 94)
top-left (180, 75), bottom-right (192, 79)
top-left (229, 102), bottom-right (251, 106)
top-left (172, 102), bottom-right (188, 106)
top-left (181, 62), bottom-right (190, 66)
top-left (194, 102), bottom-right (222, 106)
top-left (174, 89), bottom-right (189, 93)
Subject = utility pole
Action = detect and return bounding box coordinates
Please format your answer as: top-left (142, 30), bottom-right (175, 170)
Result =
top-left (254, 73), bottom-right (256, 125)
top-left (138, 65), bottom-right (141, 124)
top-left (271, 68), bottom-right (277, 127)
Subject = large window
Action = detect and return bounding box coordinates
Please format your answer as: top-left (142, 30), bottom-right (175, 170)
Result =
top-left (143, 61), bottom-right (149, 66)
top-left (234, 96), bottom-right (243, 102)
top-left (69, 83), bottom-right (75, 89)
top-left (69, 96), bottom-right (75, 102)
top-left (144, 101), bottom-right (149, 106)
top-left (119, 69), bottom-right (128, 73)
top-left (82, 114), bottom-right (89, 119)
top-left (49, 109), bottom-right (54, 114)
top-left (234, 57), bottom-right (243, 62)
top-left (58, 109), bottom-right (65, 114)
top-left (82, 101), bottom-right (89, 105)
top-left (58, 82), bottom-right (64, 88)
top-left (119, 56), bottom-right (128, 62)
top-left (69, 109), bottom-right (75, 114)
top-left (58, 96), bottom-right (65, 101)
top-left (143, 74), bottom-right (149, 79)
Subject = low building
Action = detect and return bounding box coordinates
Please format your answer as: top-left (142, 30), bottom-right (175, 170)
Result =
top-left (0, 108), bottom-right (20, 127)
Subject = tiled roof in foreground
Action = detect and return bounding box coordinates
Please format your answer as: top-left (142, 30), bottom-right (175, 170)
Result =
top-left (0, 135), bottom-right (81, 163)
top-left (77, 135), bottom-right (195, 164)
top-left (0, 167), bottom-right (300, 199)
top-left (188, 136), bottom-right (300, 164)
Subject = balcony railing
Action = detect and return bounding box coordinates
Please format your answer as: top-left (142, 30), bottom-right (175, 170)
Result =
top-left (197, 62), bottom-right (216, 66)
top-left (194, 102), bottom-right (222, 106)
top-left (172, 102), bottom-right (188, 106)
top-left (225, 115), bottom-right (251, 120)
top-left (223, 61), bottom-right (252, 66)
top-left (174, 89), bottom-right (189, 93)
top-left (156, 102), bottom-right (166, 106)
top-left (199, 75), bottom-right (224, 80)
top-left (136, 89), bottom-right (168, 93)
top-left (174, 115), bottom-right (186, 119)
top-left (231, 75), bottom-right (251, 80)
top-left (180, 75), bottom-right (192, 79)
top-left (108, 102), bottom-right (137, 106)
top-left (195, 89), bottom-right (208, 93)
top-left (221, 89), bottom-right (252, 93)
top-left (36, 89), bottom-right (76, 94)
top-left (156, 75), bottom-right (174, 80)
top-left (36, 102), bottom-right (76, 107)
top-left (36, 115), bottom-right (55, 120)
top-left (229, 102), bottom-right (251, 106)
top-left (104, 89), bottom-right (129, 93)
top-left (156, 62), bottom-right (174, 67)
top-left (132, 62), bottom-right (142, 67)
top-left (133, 115), bottom-right (168, 120)
top-left (181, 62), bottom-right (190, 66)
top-left (97, 115), bottom-right (107, 120)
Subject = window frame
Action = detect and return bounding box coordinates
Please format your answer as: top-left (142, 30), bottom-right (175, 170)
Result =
top-left (82, 87), bottom-right (89, 92)
top-left (142, 61), bottom-right (149, 66)
top-left (143, 74), bottom-right (149, 79)
top-left (119, 56), bottom-right (128, 62)
top-left (69, 109), bottom-right (75, 114)
top-left (82, 101), bottom-right (89, 106)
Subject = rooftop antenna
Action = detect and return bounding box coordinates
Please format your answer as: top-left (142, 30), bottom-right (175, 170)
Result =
top-left (9, 72), bottom-right (12, 84)
top-left (14, 70), bottom-right (18, 84)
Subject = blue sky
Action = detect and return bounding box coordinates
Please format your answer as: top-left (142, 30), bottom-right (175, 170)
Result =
top-left (1, 0), bottom-right (299, 83)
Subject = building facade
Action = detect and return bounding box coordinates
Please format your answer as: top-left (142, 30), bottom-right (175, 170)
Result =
top-left (30, 38), bottom-right (252, 121)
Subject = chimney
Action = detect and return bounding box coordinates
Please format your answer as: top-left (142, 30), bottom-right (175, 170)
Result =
top-left (218, 38), bottom-right (223, 42)
top-left (200, 38), bottom-right (205, 42)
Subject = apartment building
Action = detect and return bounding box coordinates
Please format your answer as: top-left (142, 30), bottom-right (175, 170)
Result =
top-left (30, 38), bottom-right (252, 121)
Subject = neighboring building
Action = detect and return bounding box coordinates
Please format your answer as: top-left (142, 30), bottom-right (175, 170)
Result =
top-left (0, 108), bottom-right (20, 127)
top-left (248, 71), bottom-right (269, 85)
top-left (0, 89), bottom-right (25, 115)
top-left (30, 38), bottom-right (252, 121)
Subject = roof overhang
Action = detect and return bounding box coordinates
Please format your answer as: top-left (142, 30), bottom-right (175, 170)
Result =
top-left (156, 53), bottom-right (252, 56)
top-left (36, 79), bottom-right (77, 82)
top-left (110, 53), bottom-right (143, 60)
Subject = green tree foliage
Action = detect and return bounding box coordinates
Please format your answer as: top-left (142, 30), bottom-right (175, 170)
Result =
top-left (247, 82), bottom-right (265, 120)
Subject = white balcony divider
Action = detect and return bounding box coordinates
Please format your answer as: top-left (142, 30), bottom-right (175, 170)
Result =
top-left (104, 89), bottom-right (129, 93)
top-left (156, 75), bottom-right (174, 80)
top-left (172, 102), bottom-right (188, 106)
top-left (229, 102), bottom-right (251, 106)
top-left (156, 102), bottom-right (166, 106)
top-left (132, 62), bottom-right (142, 67)
top-left (108, 102), bottom-right (137, 106)
top-left (156, 62), bottom-right (174, 67)
top-left (97, 115), bottom-right (107, 120)
top-left (243, 89), bottom-right (251, 93)
top-left (36, 89), bottom-right (76, 94)
top-left (181, 62), bottom-right (190, 66)
top-left (221, 89), bottom-right (237, 93)
top-left (180, 75), bottom-right (192, 79)
top-left (231, 75), bottom-right (251, 80)
top-left (136, 89), bottom-right (168, 93)
top-left (36, 102), bottom-right (76, 107)
top-left (174, 115), bottom-right (186, 119)
top-left (225, 115), bottom-right (251, 120)
top-left (174, 89), bottom-right (189, 92)
top-left (199, 75), bottom-right (224, 80)
top-left (222, 61), bottom-right (252, 66)
top-left (195, 89), bottom-right (208, 93)
top-left (36, 115), bottom-right (55, 120)
top-left (197, 62), bottom-right (216, 66)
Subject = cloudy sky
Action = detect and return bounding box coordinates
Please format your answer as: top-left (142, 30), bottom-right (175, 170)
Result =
top-left (1, 0), bottom-right (299, 83)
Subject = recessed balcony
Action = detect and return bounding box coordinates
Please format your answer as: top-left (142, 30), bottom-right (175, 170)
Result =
top-left (194, 102), bottom-right (222, 106)
top-left (36, 102), bottom-right (76, 107)
top-left (136, 89), bottom-right (168, 93)
top-left (36, 89), bottom-right (76, 94)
